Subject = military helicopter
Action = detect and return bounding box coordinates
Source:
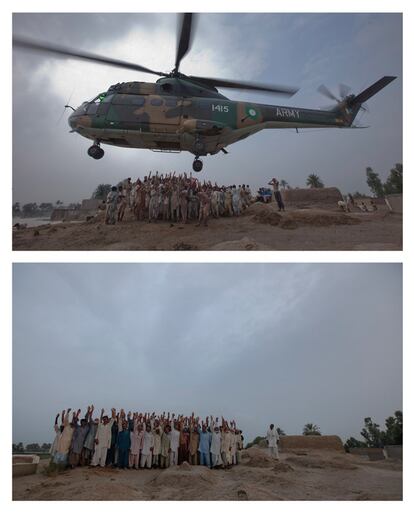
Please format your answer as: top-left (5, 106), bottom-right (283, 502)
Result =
top-left (13, 14), bottom-right (396, 172)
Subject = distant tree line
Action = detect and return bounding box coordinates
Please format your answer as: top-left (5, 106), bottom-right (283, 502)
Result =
top-left (12, 442), bottom-right (52, 453)
top-left (344, 410), bottom-right (402, 451)
top-left (12, 201), bottom-right (81, 218)
top-left (352, 163), bottom-right (402, 198)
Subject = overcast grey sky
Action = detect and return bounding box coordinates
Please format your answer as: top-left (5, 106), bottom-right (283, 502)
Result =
top-left (12, 13), bottom-right (401, 205)
top-left (13, 263), bottom-right (402, 445)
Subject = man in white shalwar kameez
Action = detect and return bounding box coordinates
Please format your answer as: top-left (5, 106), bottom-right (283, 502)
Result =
top-left (210, 417), bottom-right (222, 468)
top-left (140, 424), bottom-right (154, 468)
top-left (168, 420), bottom-right (181, 466)
top-left (91, 409), bottom-right (116, 467)
top-left (266, 424), bottom-right (280, 459)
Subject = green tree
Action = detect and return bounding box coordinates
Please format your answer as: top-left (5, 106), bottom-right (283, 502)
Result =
top-left (366, 167), bottom-right (384, 198)
top-left (344, 437), bottom-right (367, 451)
top-left (383, 410), bottom-right (402, 445)
top-left (306, 174), bottom-right (324, 188)
top-left (26, 443), bottom-right (41, 452)
top-left (92, 183), bottom-right (112, 200)
top-left (39, 202), bottom-right (54, 212)
top-left (41, 443), bottom-right (52, 452)
top-left (12, 202), bottom-right (21, 215)
top-left (277, 427), bottom-right (286, 436)
top-left (245, 436), bottom-right (266, 449)
top-left (280, 179), bottom-right (289, 189)
top-left (383, 163), bottom-right (402, 195)
top-left (12, 443), bottom-right (24, 453)
top-left (22, 203), bottom-right (38, 217)
top-left (303, 423), bottom-right (321, 436)
top-left (360, 417), bottom-right (384, 447)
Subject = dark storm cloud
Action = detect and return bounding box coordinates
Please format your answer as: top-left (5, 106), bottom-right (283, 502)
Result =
top-left (13, 264), bottom-right (402, 445)
top-left (12, 13), bottom-right (402, 205)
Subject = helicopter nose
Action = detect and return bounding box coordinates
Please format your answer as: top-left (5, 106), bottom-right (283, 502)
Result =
top-left (68, 104), bottom-right (91, 131)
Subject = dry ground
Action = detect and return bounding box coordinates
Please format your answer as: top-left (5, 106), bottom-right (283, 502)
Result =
top-left (13, 447), bottom-right (402, 501)
top-left (12, 203), bottom-right (402, 251)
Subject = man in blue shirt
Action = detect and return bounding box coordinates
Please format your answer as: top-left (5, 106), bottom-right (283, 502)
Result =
top-left (198, 424), bottom-right (212, 468)
top-left (117, 420), bottom-right (131, 469)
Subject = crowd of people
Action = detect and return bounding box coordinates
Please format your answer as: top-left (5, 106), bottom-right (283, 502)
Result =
top-left (104, 173), bottom-right (255, 226)
top-left (50, 407), bottom-right (244, 471)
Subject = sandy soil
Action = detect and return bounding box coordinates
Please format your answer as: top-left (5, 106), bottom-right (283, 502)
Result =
top-left (12, 203), bottom-right (402, 251)
top-left (13, 447), bottom-right (402, 501)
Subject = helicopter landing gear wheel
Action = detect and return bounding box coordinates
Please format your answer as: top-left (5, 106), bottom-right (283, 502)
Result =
top-left (87, 144), bottom-right (104, 160)
top-left (192, 158), bottom-right (203, 172)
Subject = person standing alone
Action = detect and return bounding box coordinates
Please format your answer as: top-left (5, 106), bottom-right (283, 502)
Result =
top-left (266, 423), bottom-right (280, 459)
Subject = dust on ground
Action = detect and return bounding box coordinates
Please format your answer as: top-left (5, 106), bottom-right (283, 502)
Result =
top-left (12, 202), bottom-right (402, 251)
top-left (13, 446), bottom-right (402, 500)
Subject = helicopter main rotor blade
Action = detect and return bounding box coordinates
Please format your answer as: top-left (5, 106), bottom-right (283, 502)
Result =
top-left (338, 83), bottom-right (351, 99)
top-left (13, 36), bottom-right (167, 77)
top-left (188, 75), bottom-right (298, 96)
top-left (317, 84), bottom-right (340, 102)
top-left (175, 13), bottom-right (195, 73)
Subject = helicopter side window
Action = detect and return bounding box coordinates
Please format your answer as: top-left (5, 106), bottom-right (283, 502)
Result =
top-left (112, 94), bottom-right (145, 105)
top-left (132, 97), bottom-right (145, 106)
top-left (150, 98), bottom-right (163, 106)
top-left (165, 98), bottom-right (178, 107)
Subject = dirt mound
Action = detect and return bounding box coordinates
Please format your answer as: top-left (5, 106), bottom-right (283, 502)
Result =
top-left (241, 447), bottom-right (292, 472)
top-left (282, 209), bottom-right (360, 227)
top-left (282, 187), bottom-right (343, 207)
top-left (149, 464), bottom-right (216, 489)
top-left (246, 202), bottom-right (283, 226)
top-left (210, 237), bottom-right (270, 250)
top-left (280, 435), bottom-right (344, 452)
top-left (285, 453), bottom-right (358, 471)
top-left (246, 203), bottom-right (360, 229)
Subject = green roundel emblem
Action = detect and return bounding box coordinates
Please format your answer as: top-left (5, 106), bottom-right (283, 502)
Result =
top-left (245, 105), bottom-right (260, 120)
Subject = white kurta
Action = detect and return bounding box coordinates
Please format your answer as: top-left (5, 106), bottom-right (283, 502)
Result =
top-left (96, 419), bottom-right (114, 449)
top-left (141, 431), bottom-right (154, 456)
top-left (266, 428), bottom-right (279, 447)
top-left (210, 431), bottom-right (222, 455)
top-left (169, 427), bottom-right (180, 452)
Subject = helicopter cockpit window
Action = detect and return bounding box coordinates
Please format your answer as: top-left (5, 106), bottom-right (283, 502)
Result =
top-left (102, 94), bottom-right (114, 103)
top-left (87, 103), bottom-right (98, 114)
top-left (150, 98), bottom-right (163, 106)
top-left (89, 92), bottom-right (107, 104)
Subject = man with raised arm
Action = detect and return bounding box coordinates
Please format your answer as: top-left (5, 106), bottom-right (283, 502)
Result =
top-left (210, 416), bottom-right (223, 468)
top-left (50, 412), bottom-right (62, 458)
top-left (53, 408), bottom-right (76, 467)
top-left (189, 414), bottom-right (200, 466)
top-left (82, 405), bottom-right (98, 466)
top-left (69, 407), bottom-right (91, 468)
top-left (91, 408), bottom-right (116, 467)
top-left (168, 416), bottom-right (181, 466)
top-left (117, 419), bottom-right (131, 469)
top-left (198, 418), bottom-right (212, 468)
top-left (140, 423), bottom-right (154, 469)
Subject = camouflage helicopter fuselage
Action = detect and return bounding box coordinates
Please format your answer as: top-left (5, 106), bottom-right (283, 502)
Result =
top-left (68, 77), bottom-right (360, 158)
